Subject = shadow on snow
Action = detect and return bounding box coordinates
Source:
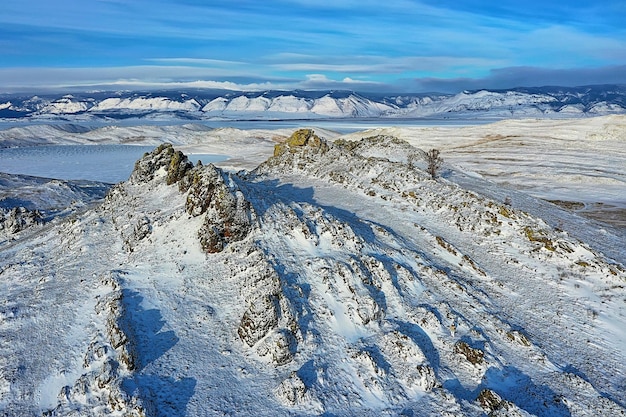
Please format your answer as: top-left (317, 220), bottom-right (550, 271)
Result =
top-left (120, 289), bottom-right (196, 417)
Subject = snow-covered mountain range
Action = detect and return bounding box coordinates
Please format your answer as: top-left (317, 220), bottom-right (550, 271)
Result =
top-left (1, 85), bottom-right (625, 120)
top-left (1, 126), bottom-right (625, 416)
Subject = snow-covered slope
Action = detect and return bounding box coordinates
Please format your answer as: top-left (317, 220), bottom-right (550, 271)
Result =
top-left (1, 131), bottom-right (624, 416)
top-left (2, 85), bottom-right (625, 120)
top-left (2, 115), bottom-right (624, 226)
top-left (336, 115), bottom-right (626, 229)
top-left (0, 172), bottom-right (109, 215)
top-left (90, 97), bottom-right (201, 112)
top-left (40, 96), bottom-right (93, 114)
top-left (0, 172), bottom-right (110, 242)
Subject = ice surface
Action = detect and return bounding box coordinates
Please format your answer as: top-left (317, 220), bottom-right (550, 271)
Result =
top-left (0, 145), bottom-right (225, 183)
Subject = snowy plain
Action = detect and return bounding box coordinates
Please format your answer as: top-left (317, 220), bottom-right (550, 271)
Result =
top-left (0, 115), bottom-right (625, 416)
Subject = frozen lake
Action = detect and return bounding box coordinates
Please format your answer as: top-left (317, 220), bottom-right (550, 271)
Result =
top-left (0, 145), bottom-right (225, 183)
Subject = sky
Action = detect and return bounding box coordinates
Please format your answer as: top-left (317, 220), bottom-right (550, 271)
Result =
top-left (1, 0), bottom-right (626, 93)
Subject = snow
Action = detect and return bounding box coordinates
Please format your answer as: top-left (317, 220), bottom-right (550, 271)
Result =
top-left (199, 94), bottom-right (396, 118)
top-left (267, 96), bottom-right (311, 113)
top-left (336, 115), bottom-right (626, 229)
top-left (2, 87), bottom-right (626, 121)
top-left (0, 116), bottom-right (625, 416)
top-left (91, 97), bottom-right (201, 112)
top-left (41, 98), bottom-right (91, 114)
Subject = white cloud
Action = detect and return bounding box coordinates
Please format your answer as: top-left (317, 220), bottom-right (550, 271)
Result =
top-left (0, 66), bottom-right (285, 92)
top-left (300, 74), bottom-right (383, 90)
top-left (407, 65), bottom-right (626, 93)
top-left (1, 63), bottom-right (625, 94)
top-left (146, 58), bottom-right (248, 67)
top-left (271, 55), bottom-right (507, 76)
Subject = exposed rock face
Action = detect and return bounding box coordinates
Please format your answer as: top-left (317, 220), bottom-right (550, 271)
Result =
top-left (122, 215), bottom-right (152, 253)
top-left (454, 340), bottom-right (485, 365)
top-left (128, 143), bottom-right (253, 253)
top-left (0, 206), bottom-right (43, 235)
top-left (17, 132), bottom-right (626, 416)
top-left (180, 165), bottom-right (221, 215)
top-left (181, 164), bottom-right (253, 253)
top-left (129, 143), bottom-right (193, 185)
top-left (236, 255), bottom-right (299, 365)
top-left (238, 294), bottom-right (280, 347)
top-left (196, 189), bottom-right (251, 253)
top-left (275, 372), bottom-right (308, 405)
top-left (476, 389), bottom-right (504, 412)
top-left (273, 129), bottom-right (328, 158)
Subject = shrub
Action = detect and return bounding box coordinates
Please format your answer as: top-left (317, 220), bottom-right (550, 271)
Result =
top-left (425, 149), bottom-right (443, 179)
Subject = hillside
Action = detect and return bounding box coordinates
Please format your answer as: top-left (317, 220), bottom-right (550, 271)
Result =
top-left (0, 130), bottom-right (624, 416)
top-left (1, 85), bottom-right (626, 121)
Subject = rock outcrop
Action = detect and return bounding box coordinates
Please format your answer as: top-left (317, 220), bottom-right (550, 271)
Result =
top-left (0, 206), bottom-right (43, 236)
top-left (128, 143), bottom-right (253, 253)
top-left (181, 164), bottom-right (252, 253)
top-left (272, 129), bottom-right (328, 158)
top-left (129, 143), bottom-right (193, 185)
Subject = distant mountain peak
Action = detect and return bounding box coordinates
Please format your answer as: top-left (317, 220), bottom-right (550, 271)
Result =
top-left (1, 85), bottom-right (625, 120)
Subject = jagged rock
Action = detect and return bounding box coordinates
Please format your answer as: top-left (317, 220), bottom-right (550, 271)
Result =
top-left (477, 388), bottom-right (503, 412)
top-left (241, 263), bottom-right (281, 304)
top-left (198, 187), bottom-right (251, 253)
top-left (415, 365), bottom-right (438, 391)
top-left (238, 294), bottom-right (280, 347)
top-left (476, 389), bottom-right (531, 416)
top-left (179, 163), bottom-right (253, 252)
top-left (182, 164), bottom-right (222, 216)
top-left (275, 371), bottom-right (307, 405)
top-left (506, 330), bottom-right (531, 347)
top-left (0, 206), bottom-right (43, 234)
top-left (46, 290), bottom-right (146, 417)
top-left (166, 146), bottom-right (194, 185)
top-left (83, 341), bottom-right (109, 368)
top-left (273, 129), bottom-right (328, 157)
top-left (97, 292), bottom-right (127, 349)
top-left (96, 291), bottom-right (136, 370)
top-left (123, 216), bottom-right (152, 252)
top-left (95, 359), bottom-right (116, 389)
top-left (454, 340), bottom-right (484, 365)
top-left (335, 135), bottom-right (423, 166)
top-left (237, 255), bottom-right (300, 363)
top-left (132, 216), bottom-right (151, 241)
top-left (378, 331), bottom-right (438, 391)
top-left (129, 143), bottom-right (192, 185)
top-left (257, 328), bottom-right (298, 365)
top-left (355, 295), bottom-right (383, 325)
top-left (128, 144), bottom-right (253, 253)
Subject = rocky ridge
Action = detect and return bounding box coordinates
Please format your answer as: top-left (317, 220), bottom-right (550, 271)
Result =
top-left (1, 130), bottom-right (625, 416)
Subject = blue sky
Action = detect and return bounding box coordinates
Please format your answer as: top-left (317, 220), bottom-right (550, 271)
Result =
top-left (1, 0), bottom-right (625, 93)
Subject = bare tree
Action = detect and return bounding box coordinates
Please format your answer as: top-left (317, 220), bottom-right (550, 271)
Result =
top-left (425, 148), bottom-right (443, 179)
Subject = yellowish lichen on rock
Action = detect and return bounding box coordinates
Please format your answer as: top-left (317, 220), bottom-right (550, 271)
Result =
top-left (287, 129), bottom-right (315, 147)
top-left (523, 226), bottom-right (556, 251)
top-left (273, 129), bottom-right (326, 157)
top-left (273, 142), bottom-right (287, 157)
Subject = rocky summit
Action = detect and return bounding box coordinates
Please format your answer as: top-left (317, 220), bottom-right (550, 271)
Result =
top-left (0, 130), bottom-right (625, 416)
